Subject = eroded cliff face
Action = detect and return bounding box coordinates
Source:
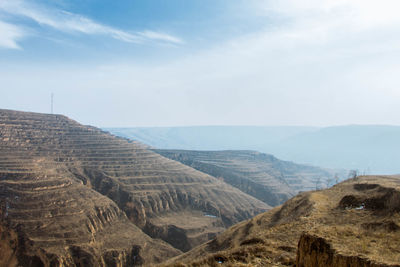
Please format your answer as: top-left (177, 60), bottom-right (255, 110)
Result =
top-left (296, 234), bottom-right (400, 267)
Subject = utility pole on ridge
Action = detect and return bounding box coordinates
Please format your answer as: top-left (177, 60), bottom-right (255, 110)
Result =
top-left (51, 93), bottom-right (54, 114)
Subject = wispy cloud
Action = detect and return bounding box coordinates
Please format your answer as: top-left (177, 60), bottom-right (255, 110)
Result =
top-left (138, 31), bottom-right (183, 44)
top-left (0, 0), bottom-right (182, 48)
top-left (259, 0), bottom-right (400, 37)
top-left (0, 20), bottom-right (24, 49)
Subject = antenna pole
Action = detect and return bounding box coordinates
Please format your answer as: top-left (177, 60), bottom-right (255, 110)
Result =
top-left (51, 93), bottom-right (54, 114)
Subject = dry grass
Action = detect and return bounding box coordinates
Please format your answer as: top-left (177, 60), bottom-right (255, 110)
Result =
top-left (162, 176), bottom-right (400, 266)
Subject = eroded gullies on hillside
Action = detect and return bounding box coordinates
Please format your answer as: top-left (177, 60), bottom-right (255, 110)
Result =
top-left (0, 109), bottom-right (269, 265)
top-left (2, 108), bottom-right (400, 266)
top-left (153, 149), bottom-right (340, 207)
top-left (167, 176), bottom-right (400, 266)
top-left (0, 167), bottom-right (180, 266)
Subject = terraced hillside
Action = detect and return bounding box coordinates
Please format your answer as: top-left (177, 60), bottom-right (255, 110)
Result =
top-left (0, 150), bottom-right (179, 265)
top-left (165, 175), bottom-right (400, 266)
top-left (0, 109), bottom-right (269, 265)
top-left (154, 150), bottom-right (340, 206)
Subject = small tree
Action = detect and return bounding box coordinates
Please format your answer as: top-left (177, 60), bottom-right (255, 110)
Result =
top-left (315, 177), bottom-right (321, 190)
top-left (326, 177), bottom-right (335, 187)
top-left (348, 170), bottom-right (359, 180)
top-left (334, 173), bottom-right (339, 184)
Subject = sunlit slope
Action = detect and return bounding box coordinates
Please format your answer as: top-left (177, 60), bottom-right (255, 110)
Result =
top-left (0, 109), bottom-right (269, 256)
top-left (165, 175), bottom-right (400, 266)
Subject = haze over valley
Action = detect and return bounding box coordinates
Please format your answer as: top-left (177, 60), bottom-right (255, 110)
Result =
top-left (107, 125), bottom-right (400, 174)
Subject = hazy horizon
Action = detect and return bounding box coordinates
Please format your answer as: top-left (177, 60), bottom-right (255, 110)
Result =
top-left (5, 106), bottom-right (400, 128)
top-left (105, 123), bottom-right (400, 128)
top-left (2, 0), bottom-right (400, 127)
top-left (106, 125), bottom-right (400, 174)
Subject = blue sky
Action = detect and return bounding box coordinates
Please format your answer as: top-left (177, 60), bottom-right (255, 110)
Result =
top-left (1, 0), bottom-right (400, 127)
top-left (0, 0), bottom-right (263, 62)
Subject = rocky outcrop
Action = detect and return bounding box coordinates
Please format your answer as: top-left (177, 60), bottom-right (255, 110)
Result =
top-left (339, 183), bottom-right (400, 215)
top-left (296, 233), bottom-right (400, 267)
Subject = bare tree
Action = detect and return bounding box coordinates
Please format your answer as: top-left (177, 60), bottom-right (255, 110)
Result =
top-left (334, 173), bottom-right (339, 184)
top-left (326, 177), bottom-right (335, 188)
top-left (315, 177), bottom-right (321, 190)
top-left (348, 170), bottom-right (359, 180)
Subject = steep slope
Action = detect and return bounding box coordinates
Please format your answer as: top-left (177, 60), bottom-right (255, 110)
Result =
top-left (153, 150), bottom-right (339, 206)
top-left (165, 175), bottom-right (400, 266)
top-left (0, 109), bottom-right (269, 258)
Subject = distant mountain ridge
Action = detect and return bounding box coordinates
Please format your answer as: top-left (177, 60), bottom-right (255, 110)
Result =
top-left (105, 126), bottom-right (317, 151)
top-left (106, 125), bottom-right (400, 174)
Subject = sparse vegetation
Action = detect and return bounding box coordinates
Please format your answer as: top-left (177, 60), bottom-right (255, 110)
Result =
top-left (163, 175), bottom-right (400, 266)
top-left (1, 109), bottom-right (400, 267)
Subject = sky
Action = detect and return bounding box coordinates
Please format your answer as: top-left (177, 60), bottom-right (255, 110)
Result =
top-left (1, 0), bottom-right (400, 127)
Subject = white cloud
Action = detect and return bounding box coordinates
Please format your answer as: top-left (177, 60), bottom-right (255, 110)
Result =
top-left (263, 0), bottom-right (400, 31)
top-left (0, 0), bottom-right (182, 47)
top-left (0, 20), bottom-right (24, 49)
top-left (138, 31), bottom-right (184, 44)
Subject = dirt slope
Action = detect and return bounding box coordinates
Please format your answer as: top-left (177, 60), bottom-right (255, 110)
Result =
top-left (164, 175), bottom-right (400, 266)
top-left (0, 109), bottom-right (269, 265)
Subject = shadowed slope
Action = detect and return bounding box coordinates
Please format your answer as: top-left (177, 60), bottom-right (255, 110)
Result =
top-left (154, 150), bottom-right (339, 206)
top-left (0, 109), bottom-right (269, 258)
top-left (165, 176), bottom-right (400, 266)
